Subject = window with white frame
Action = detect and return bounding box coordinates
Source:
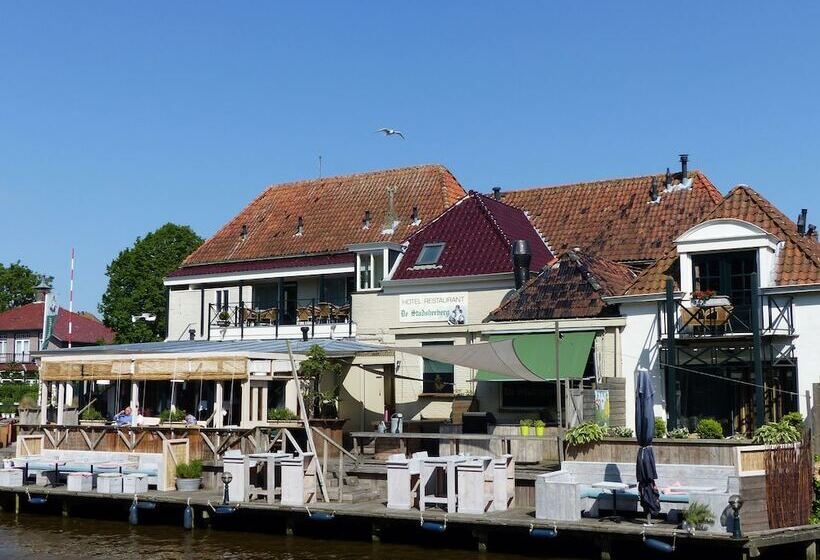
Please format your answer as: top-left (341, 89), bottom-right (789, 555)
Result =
top-left (14, 339), bottom-right (30, 362)
top-left (357, 251), bottom-right (386, 291)
top-left (0, 336), bottom-right (6, 362)
top-left (416, 243), bottom-right (445, 266)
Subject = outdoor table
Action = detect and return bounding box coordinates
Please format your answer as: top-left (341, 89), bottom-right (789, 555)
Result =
top-left (420, 455), bottom-right (468, 512)
top-left (592, 481), bottom-right (631, 523)
top-left (244, 452), bottom-right (290, 504)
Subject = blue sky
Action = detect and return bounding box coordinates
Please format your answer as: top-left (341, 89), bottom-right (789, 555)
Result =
top-left (2, 2), bottom-right (819, 313)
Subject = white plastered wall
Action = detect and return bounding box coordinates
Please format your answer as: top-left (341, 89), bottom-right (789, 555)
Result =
top-left (618, 302), bottom-right (663, 431)
top-left (791, 292), bottom-right (820, 415)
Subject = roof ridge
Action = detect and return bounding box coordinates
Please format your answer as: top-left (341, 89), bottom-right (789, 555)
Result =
top-left (731, 186), bottom-right (820, 269)
top-left (261, 163), bottom-right (450, 191)
top-left (472, 191), bottom-right (514, 248)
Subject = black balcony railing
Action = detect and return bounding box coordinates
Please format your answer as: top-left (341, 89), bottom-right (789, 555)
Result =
top-left (658, 294), bottom-right (794, 339)
top-left (0, 352), bottom-right (34, 364)
top-left (208, 296), bottom-right (353, 340)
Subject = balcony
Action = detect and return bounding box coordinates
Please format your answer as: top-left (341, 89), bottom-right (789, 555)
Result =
top-left (657, 294), bottom-right (795, 340)
top-left (207, 297), bottom-right (355, 341)
top-left (0, 353), bottom-right (34, 364)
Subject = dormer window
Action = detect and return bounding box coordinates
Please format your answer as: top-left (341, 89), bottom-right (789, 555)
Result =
top-left (416, 243), bottom-right (445, 266)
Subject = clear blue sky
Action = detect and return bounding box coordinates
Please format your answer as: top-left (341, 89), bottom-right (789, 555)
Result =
top-left (2, 2), bottom-right (819, 313)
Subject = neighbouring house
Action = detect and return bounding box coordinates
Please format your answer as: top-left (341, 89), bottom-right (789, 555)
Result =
top-left (612, 185), bottom-right (820, 434)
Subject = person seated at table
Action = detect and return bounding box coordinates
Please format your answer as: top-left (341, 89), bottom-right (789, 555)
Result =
top-left (114, 406), bottom-right (133, 426)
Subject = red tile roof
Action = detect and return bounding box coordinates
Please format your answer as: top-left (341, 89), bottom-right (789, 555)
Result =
top-left (391, 191), bottom-right (554, 280)
top-left (168, 253), bottom-right (353, 279)
top-left (178, 164), bottom-right (465, 270)
top-left (626, 185), bottom-right (820, 294)
top-left (0, 302), bottom-right (115, 345)
top-left (500, 171), bottom-right (723, 263)
top-left (489, 250), bottom-right (636, 320)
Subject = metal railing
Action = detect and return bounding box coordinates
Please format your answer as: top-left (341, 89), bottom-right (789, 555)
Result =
top-left (657, 294), bottom-right (794, 339)
top-left (0, 353), bottom-right (34, 364)
top-left (208, 296), bottom-right (353, 339)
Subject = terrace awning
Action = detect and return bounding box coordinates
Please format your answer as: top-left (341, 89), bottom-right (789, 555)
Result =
top-left (39, 356), bottom-right (248, 382)
top-left (395, 331), bottom-right (595, 382)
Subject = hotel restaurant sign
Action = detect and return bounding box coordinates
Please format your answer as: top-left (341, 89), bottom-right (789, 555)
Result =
top-left (399, 292), bottom-right (468, 324)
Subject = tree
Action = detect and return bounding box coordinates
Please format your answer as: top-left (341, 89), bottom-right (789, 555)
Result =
top-left (0, 262), bottom-right (41, 312)
top-left (100, 224), bottom-right (202, 343)
top-left (298, 345), bottom-right (344, 418)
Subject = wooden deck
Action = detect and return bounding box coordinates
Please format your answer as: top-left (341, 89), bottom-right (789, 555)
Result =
top-left (0, 484), bottom-right (817, 559)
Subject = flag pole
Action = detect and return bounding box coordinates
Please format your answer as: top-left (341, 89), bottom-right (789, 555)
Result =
top-left (68, 248), bottom-right (74, 348)
top-left (555, 320), bottom-right (564, 463)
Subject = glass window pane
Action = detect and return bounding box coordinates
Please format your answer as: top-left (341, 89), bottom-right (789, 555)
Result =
top-left (422, 341), bottom-right (454, 393)
top-left (373, 252), bottom-right (384, 287)
top-left (358, 254), bottom-right (371, 290)
top-left (416, 243), bottom-right (445, 265)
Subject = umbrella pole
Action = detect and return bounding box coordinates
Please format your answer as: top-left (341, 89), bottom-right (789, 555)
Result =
top-left (554, 321), bottom-right (564, 463)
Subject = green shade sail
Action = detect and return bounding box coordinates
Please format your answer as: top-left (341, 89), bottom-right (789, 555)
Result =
top-left (475, 332), bottom-right (595, 382)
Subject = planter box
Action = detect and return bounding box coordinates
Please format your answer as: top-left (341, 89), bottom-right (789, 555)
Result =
top-left (67, 472), bottom-right (93, 492)
top-left (79, 420), bottom-right (108, 427)
top-left (176, 477), bottom-right (201, 492)
top-left (267, 421), bottom-right (303, 429)
top-left (97, 473), bottom-right (123, 494)
top-left (565, 437), bottom-right (753, 466)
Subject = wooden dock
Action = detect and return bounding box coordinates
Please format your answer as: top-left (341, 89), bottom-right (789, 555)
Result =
top-left (0, 485), bottom-right (817, 559)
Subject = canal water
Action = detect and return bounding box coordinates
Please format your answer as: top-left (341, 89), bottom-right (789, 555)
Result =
top-left (0, 511), bottom-right (571, 560)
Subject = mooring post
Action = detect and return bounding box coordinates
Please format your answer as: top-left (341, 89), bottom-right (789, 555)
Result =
top-left (806, 540), bottom-right (817, 560)
top-left (285, 517), bottom-right (295, 536)
top-left (597, 536), bottom-right (613, 560)
top-left (14, 493), bottom-right (20, 515)
top-left (473, 529), bottom-right (488, 552)
top-left (62, 498), bottom-right (70, 517)
top-left (371, 521), bottom-right (382, 543)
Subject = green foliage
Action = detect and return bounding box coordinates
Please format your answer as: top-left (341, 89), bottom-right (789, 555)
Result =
top-left (564, 422), bottom-right (606, 447)
top-left (175, 459), bottom-right (203, 479)
top-left (0, 383), bottom-right (39, 413)
top-left (298, 345), bottom-right (344, 418)
top-left (667, 427), bottom-right (690, 439)
top-left (810, 477), bottom-right (820, 525)
top-left (685, 501), bottom-right (715, 527)
top-left (80, 407), bottom-right (105, 421)
top-left (519, 418), bottom-right (534, 427)
top-left (533, 419), bottom-right (545, 428)
top-left (696, 418), bottom-right (724, 440)
top-left (606, 425), bottom-right (634, 438)
top-left (268, 407), bottom-right (298, 421)
top-left (752, 420), bottom-right (801, 444)
top-left (160, 409), bottom-right (187, 422)
top-left (654, 417), bottom-right (667, 437)
top-left (99, 224), bottom-right (202, 343)
top-left (0, 262), bottom-right (41, 312)
top-left (782, 411), bottom-right (804, 431)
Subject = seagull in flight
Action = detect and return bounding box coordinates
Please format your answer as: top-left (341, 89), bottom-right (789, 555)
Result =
top-left (376, 128), bottom-right (405, 139)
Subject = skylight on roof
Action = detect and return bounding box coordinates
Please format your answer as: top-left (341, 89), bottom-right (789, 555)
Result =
top-left (416, 243), bottom-right (445, 265)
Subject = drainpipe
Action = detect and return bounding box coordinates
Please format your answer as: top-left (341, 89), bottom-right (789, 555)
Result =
top-left (664, 278), bottom-right (678, 429)
top-left (751, 273), bottom-right (765, 428)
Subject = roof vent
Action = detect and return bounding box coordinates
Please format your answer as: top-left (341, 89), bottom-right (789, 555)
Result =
top-left (492, 187), bottom-right (502, 201)
top-left (665, 167), bottom-right (671, 188)
top-left (797, 209), bottom-right (807, 235)
top-left (808, 224), bottom-right (817, 239)
top-left (511, 240), bottom-right (532, 290)
top-left (295, 216), bottom-right (304, 236)
top-left (363, 210), bottom-right (371, 229)
top-left (650, 177), bottom-right (659, 202)
top-left (240, 224), bottom-right (248, 240)
top-left (410, 206), bottom-right (421, 226)
top-left (679, 153), bottom-right (689, 179)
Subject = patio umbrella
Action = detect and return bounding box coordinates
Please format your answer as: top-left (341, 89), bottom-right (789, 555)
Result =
top-left (635, 368), bottom-right (660, 516)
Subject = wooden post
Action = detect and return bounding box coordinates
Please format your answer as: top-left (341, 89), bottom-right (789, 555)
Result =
top-left (664, 278), bottom-right (678, 429)
top-left (554, 321), bottom-right (562, 429)
top-left (214, 381), bottom-right (224, 428)
top-left (130, 382), bottom-right (139, 427)
top-left (240, 378), bottom-right (251, 427)
top-left (751, 273), bottom-right (765, 428)
top-left (38, 381), bottom-right (48, 424)
top-left (56, 383), bottom-right (65, 425)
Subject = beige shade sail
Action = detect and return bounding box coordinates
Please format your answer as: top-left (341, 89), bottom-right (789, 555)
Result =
top-left (40, 356), bottom-right (249, 381)
top-left (40, 360), bottom-right (120, 381)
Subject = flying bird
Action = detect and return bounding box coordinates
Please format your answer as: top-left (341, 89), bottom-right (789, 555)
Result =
top-left (376, 128), bottom-right (405, 139)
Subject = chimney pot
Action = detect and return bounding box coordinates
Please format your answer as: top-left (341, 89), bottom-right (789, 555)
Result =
top-left (296, 216), bottom-right (304, 235)
top-left (363, 210), bottom-right (371, 229)
top-left (188, 329), bottom-right (196, 340)
top-left (300, 326), bottom-right (310, 341)
top-left (240, 224), bottom-right (248, 240)
top-left (411, 206), bottom-right (420, 225)
top-left (650, 177), bottom-right (658, 201)
top-left (679, 153), bottom-right (689, 179)
top-left (511, 240), bottom-right (532, 290)
top-left (797, 209), bottom-right (807, 235)
top-left (492, 187), bottom-right (502, 201)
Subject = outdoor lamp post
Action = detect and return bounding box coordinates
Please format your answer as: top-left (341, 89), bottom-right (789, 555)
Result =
top-left (221, 471), bottom-right (233, 504)
top-left (728, 494), bottom-right (744, 539)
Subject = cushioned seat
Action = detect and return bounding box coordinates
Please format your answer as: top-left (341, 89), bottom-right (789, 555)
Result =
top-left (123, 466), bottom-right (158, 476)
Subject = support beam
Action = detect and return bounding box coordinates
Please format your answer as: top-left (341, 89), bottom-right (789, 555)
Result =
top-left (214, 381), bottom-right (224, 428)
top-left (56, 383), bottom-right (65, 425)
top-left (38, 382), bottom-right (48, 424)
top-left (751, 272), bottom-right (765, 428)
top-left (130, 382), bottom-right (140, 427)
top-left (241, 379), bottom-right (251, 427)
top-left (664, 278), bottom-right (678, 429)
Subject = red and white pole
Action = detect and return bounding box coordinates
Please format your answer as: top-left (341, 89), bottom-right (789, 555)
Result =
top-left (68, 248), bottom-right (74, 348)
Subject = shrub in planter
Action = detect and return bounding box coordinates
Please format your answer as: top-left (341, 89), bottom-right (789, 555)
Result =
top-left (268, 407), bottom-right (298, 421)
top-left (667, 427), bottom-right (690, 439)
top-left (605, 425), bottom-right (633, 438)
top-left (752, 420), bottom-right (801, 444)
top-left (519, 418), bottom-right (534, 436)
top-left (565, 422), bottom-right (605, 447)
top-left (654, 417), bottom-right (667, 438)
top-left (175, 460), bottom-right (203, 491)
top-left (80, 407), bottom-right (105, 422)
top-left (160, 409), bottom-right (187, 423)
top-left (534, 419), bottom-right (546, 437)
top-left (695, 418), bottom-right (724, 440)
top-left (684, 501), bottom-right (715, 530)
top-left (782, 412), bottom-right (804, 431)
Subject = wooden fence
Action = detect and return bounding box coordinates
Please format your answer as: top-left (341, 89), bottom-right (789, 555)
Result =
top-left (764, 439), bottom-right (813, 529)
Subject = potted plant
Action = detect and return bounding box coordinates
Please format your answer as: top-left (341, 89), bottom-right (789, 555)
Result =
top-left (695, 418), bottom-right (724, 440)
top-left (533, 419), bottom-right (546, 437)
top-left (684, 501), bottom-right (715, 531)
top-left (691, 290), bottom-right (716, 307)
top-left (160, 408), bottom-right (187, 425)
top-left (216, 310), bottom-right (231, 327)
top-left (79, 406), bottom-right (106, 426)
top-left (564, 422), bottom-right (605, 447)
top-left (175, 459), bottom-right (203, 491)
top-left (519, 418), bottom-right (533, 436)
top-left (267, 407), bottom-right (301, 426)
